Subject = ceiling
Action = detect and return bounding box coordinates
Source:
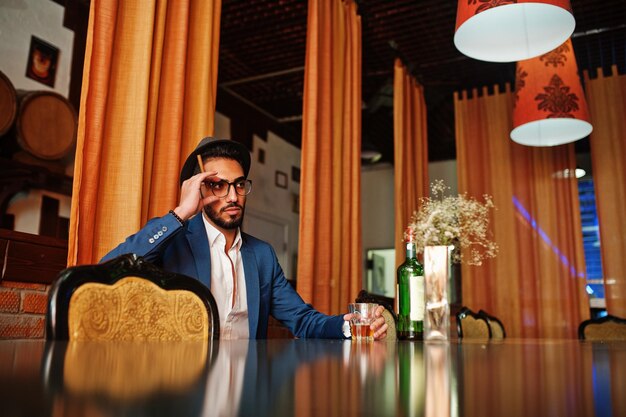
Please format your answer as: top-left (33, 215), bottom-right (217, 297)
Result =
top-left (216, 0), bottom-right (626, 164)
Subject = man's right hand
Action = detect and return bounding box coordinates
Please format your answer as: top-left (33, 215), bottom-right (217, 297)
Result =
top-left (173, 171), bottom-right (219, 221)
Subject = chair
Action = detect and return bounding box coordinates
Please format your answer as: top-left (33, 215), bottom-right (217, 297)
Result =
top-left (456, 306), bottom-right (491, 339)
top-left (578, 314), bottom-right (626, 341)
top-left (46, 253), bottom-right (220, 341)
top-left (355, 290), bottom-right (397, 341)
top-left (478, 309), bottom-right (506, 339)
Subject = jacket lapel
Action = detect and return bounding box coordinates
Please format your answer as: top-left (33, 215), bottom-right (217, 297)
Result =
top-left (241, 237), bottom-right (260, 338)
top-left (186, 215), bottom-right (212, 288)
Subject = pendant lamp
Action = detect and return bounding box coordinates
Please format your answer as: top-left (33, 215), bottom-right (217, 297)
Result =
top-left (454, 0), bottom-right (575, 62)
top-left (511, 39), bottom-right (592, 146)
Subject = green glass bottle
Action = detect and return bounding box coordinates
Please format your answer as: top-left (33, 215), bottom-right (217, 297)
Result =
top-left (397, 228), bottom-right (424, 340)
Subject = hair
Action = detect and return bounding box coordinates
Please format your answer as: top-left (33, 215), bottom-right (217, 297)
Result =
top-left (193, 142), bottom-right (247, 176)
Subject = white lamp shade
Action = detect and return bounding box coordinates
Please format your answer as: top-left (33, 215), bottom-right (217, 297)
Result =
top-left (454, 2), bottom-right (575, 62)
top-left (511, 118), bottom-right (593, 146)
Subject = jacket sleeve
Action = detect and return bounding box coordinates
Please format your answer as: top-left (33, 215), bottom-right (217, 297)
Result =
top-left (263, 245), bottom-right (345, 339)
top-left (100, 212), bottom-right (185, 264)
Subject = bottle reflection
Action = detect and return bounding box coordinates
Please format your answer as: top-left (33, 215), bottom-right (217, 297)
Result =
top-left (397, 341), bottom-right (426, 417)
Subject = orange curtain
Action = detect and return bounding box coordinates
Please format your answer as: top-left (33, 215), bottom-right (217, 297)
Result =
top-left (455, 86), bottom-right (589, 338)
top-left (68, 0), bottom-right (221, 265)
top-left (584, 66), bottom-right (626, 317)
top-left (298, 0), bottom-right (362, 314)
top-left (393, 58), bottom-right (429, 269)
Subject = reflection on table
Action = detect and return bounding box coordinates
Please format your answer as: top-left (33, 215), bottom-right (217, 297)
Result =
top-left (1, 338), bottom-right (625, 417)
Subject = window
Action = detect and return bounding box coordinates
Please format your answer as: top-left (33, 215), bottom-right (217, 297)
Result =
top-left (578, 178), bottom-right (605, 310)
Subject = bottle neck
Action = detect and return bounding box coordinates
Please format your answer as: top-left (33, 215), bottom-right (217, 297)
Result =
top-left (405, 242), bottom-right (416, 260)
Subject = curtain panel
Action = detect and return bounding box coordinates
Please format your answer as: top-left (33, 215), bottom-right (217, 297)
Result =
top-left (68, 0), bottom-right (221, 265)
top-left (393, 58), bottom-right (429, 270)
top-left (297, 0), bottom-right (362, 314)
top-left (584, 66), bottom-right (626, 317)
top-left (455, 86), bottom-right (589, 338)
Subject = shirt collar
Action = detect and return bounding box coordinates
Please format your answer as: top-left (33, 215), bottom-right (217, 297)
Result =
top-left (202, 213), bottom-right (242, 250)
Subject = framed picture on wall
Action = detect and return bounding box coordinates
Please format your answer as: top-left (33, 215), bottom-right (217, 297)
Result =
top-left (275, 171), bottom-right (288, 189)
top-left (291, 166), bottom-right (301, 183)
top-left (25, 36), bottom-right (59, 87)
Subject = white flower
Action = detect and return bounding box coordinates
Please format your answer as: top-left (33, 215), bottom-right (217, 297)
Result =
top-left (407, 180), bottom-right (498, 266)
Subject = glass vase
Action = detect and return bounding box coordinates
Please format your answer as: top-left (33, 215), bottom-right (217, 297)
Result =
top-left (423, 245), bottom-right (451, 341)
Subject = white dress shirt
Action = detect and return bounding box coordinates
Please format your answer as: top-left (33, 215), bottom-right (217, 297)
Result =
top-left (202, 214), bottom-right (249, 339)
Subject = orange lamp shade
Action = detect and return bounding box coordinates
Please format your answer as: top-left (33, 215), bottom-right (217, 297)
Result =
top-left (511, 39), bottom-right (592, 146)
top-left (454, 0), bottom-right (575, 62)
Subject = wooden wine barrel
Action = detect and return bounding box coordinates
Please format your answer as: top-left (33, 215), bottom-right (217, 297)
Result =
top-left (0, 71), bottom-right (17, 136)
top-left (16, 90), bottom-right (77, 160)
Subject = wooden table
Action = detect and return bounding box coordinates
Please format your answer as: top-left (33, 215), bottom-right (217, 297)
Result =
top-left (1, 338), bottom-right (624, 417)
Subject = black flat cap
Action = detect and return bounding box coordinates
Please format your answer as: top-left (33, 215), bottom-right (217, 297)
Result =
top-left (179, 137), bottom-right (251, 185)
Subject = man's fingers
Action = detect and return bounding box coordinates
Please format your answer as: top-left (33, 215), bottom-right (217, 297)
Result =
top-left (184, 171), bottom-right (219, 188)
top-left (374, 323), bottom-right (388, 339)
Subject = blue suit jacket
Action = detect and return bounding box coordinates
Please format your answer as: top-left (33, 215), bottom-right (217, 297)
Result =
top-left (101, 212), bottom-right (344, 339)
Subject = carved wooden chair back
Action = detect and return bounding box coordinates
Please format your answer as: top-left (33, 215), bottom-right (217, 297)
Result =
top-left (46, 254), bottom-right (220, 341)
top-left (457, 306), bottom-right (491, 340)
top-left (578, 315), bottom-right (626, 341)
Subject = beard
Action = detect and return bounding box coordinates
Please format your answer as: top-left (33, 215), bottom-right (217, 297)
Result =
top-left (204, 202), bottom-right (245, 230)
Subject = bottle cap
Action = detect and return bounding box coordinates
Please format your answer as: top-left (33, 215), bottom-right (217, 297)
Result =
top-left (404, 227), bottom-right (415, 243)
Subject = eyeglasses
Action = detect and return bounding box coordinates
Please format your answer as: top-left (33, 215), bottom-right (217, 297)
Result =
top-left (202, 178), bottom-right (252, 198)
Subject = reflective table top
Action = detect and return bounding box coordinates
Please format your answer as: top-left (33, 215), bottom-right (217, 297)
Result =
top-left (1, 338), bottom-right (625, 417)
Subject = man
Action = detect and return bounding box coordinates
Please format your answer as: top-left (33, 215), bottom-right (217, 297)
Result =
top-left (102, 137), bottom-right (387, 340)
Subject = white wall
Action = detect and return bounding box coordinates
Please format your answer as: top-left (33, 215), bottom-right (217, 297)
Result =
top-left (214, 112), bottom-right (231, 139)
top-left (361, 163), bottom-right (396, 252)
top-left (0, 0), bottom-right (74, 96)
top-left (361, 163), bottom-right (395, 292)
top-left (245, 132), bottom-right (301, 279)
top-left (7, 189), bottom-right (71, 234)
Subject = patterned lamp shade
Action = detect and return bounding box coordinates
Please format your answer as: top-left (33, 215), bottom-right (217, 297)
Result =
top-left (511, 39), bottom-right (592, 146)
top-left (454, 0), bottom-right (575, 62)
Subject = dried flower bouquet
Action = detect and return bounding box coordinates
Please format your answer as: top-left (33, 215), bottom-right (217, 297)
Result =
top-left (408, 180), bottom-right (498, 266)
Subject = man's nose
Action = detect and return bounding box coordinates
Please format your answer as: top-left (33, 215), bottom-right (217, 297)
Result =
top-left (225, 185), bottom-right (238, 202)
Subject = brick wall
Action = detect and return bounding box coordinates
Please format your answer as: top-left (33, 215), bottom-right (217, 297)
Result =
top-left (0, 229), bottom-right (67, 340)
top-left (0, 281), bottom-right (49, 339)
